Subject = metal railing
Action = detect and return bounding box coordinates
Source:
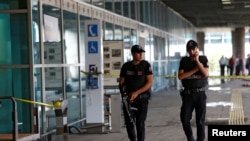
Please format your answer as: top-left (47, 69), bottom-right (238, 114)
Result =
top-left (0, 96), bottom-right (18, 141)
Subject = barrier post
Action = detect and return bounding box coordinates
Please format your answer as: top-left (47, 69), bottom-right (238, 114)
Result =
top-left (53, 99), bottom-right (68, 141)
top-left (0, 96), bottom-right (18, 141)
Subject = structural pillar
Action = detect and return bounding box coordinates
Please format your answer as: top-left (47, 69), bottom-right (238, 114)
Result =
top-left (232, 27), bottom-right (245, 59)
top-left (232, 27), bottom-right (245, 75)
top-left (196, 32), bottom-right (205, 55)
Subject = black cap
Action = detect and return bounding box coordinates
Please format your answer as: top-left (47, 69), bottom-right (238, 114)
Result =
top-left (186, 40), bottom-right (198, 50)
top-left (131, 45), bottom-right (145, 53)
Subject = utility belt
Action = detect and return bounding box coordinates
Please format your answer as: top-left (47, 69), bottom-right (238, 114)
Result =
top-left (137, 92), bottom-right (150, 99)
top-left (180, 87), bottom-right (206, 95)
top-left (125, 91), bottom-right (150, 100)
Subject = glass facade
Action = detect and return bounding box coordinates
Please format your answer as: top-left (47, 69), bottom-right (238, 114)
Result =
top-left (0, 68), bottom-right (30, 133)
top-left (0, 1), bottom-right (31, 133)
top-left (0, 0), bottom-right (195, 138)
top-left (0, 13), bottom-right (29, 65)
top-left (0, 0), bottom-right (27, 9)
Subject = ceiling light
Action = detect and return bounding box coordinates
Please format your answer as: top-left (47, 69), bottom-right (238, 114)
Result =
top-left (244, 5), bottom-right (250, 8)
top-left (221, 0), bottom-right (231, 4)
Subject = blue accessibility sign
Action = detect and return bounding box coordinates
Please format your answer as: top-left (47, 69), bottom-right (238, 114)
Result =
top-left (88, 41), bottom-right (98, 54)
top-left (88, 24), bottom-right (98, 37)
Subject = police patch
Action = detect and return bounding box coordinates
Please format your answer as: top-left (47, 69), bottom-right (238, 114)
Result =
top-left (149, 67), bottom-right (152, 72)
top-left (138, 71), bottom-right (143, 75)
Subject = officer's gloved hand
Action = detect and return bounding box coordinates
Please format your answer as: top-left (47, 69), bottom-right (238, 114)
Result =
top-left (119, 84), bottom-right (125, 96)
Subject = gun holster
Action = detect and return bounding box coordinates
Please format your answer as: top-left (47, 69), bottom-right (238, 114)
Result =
top-left (180, 88), bottom-right (185, 97)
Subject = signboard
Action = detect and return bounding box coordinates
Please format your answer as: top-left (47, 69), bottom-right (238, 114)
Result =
top-left (103, 40), bottom-right (124, 87)
top-left (84, 20), bottom-right (104, 123)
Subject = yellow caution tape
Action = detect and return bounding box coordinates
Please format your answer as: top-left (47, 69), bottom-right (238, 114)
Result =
top-left (164, 75), bottom-right (250, 79)
top-left (0, 73), bottom-right (248, 108)
top-left (81, 71), bottom-right (119, 77)
top-left (0, 97), bottom-right (68, 108)
top-left (14, 97), bottom-right (54, 108)
top-left (80, 70), bottom-right (250, 79)
top-left (208, 75), bottom-right (250, 79)
top-left (80, 71), bottom-right (102, 75)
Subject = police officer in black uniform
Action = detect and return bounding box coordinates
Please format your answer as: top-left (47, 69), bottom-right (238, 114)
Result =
top-left (119, 44), bottom-right (153, 141)
top-left (178, 40), bottom-right (209, 141)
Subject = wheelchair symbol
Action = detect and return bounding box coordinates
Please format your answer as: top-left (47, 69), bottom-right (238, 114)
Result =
top-left (88, 41), bottom-right (98, 53)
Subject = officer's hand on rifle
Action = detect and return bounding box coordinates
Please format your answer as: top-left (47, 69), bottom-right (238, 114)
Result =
top-left (129, 91), bottom-right (139, 103)
top-left (119, 84), bottom-right (125, 97)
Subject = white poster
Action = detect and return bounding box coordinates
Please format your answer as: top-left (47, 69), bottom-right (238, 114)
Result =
top-left (43, 14), bottom-right (60, 42)
top-left (103, 40), bottom-right (124, 87)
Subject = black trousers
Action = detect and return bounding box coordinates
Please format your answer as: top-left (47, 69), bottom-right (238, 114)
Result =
top-left (229, 65), bottom-right (234, 76)
top-left (180, 91), bottom-right (206, 141)
top-left (123, 94), bottom-right (149, 141)
top-left (220, 65), bottom-right (225, 76)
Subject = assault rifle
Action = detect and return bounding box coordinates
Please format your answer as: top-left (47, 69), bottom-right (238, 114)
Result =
top-left (119, 85), bottom-right (137, 125)
top-left (122, 93), bottom-right (137, 124)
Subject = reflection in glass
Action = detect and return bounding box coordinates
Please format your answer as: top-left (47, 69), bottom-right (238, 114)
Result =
top-left (93, 0), bottom-right (104, 8)
top-left (143, 1), bottom-right (153, 25)
top-left (123, 27), bottom-right (131, 62)
top-left (63, 10), bottom-right (78, 64)
top-left (131, 29), bottom-right (137, 45)
top-left (45, 67), bottom-right (63, 103)
top-left (123, 0), bottom-right (130, 18)
top-left (114, 1), bottom-right (122, 15)
top-left (104, 1), bottom-right (112, 13)
top-left (131, 1), bottom-right (137, 20)
top-left (45, 67), bottom-right (63, 130)
top-left (114, 24), bottom-right (122, 40)
top-left (34, 68), bottom-right (45, 133)
top-left (32, 0), bottom-right (40, 64)
top-left (80, 15), bottom-right (89, 64)
top-left (43, 4), bottom-right (62, 64)
top-left (145, 35), bottom-right (151, 61)
top-left (65, 66), bottom-right (82, 122)
top-left (65, 67), bottom-right (82, 92)
top-left (80, 66), bottom-right (87, 118)
top-left (0, 0), bottom-right (27, 10)
top-left (139, 1), bottom-right (146, 23)
top-left (34, 68), bottom-right (42, 102)
top-left (104, 22), bottom-right (114, 40)
top-left (0, 13), bottom-right (29, 65)
top-left (123, 27), bottom-right (131, 47)
top-left (33, 23), bottom-right (40, 64)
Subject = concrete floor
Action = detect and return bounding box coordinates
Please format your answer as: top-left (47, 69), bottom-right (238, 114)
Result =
top-left (63, 79), bottom-right (250, 141)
